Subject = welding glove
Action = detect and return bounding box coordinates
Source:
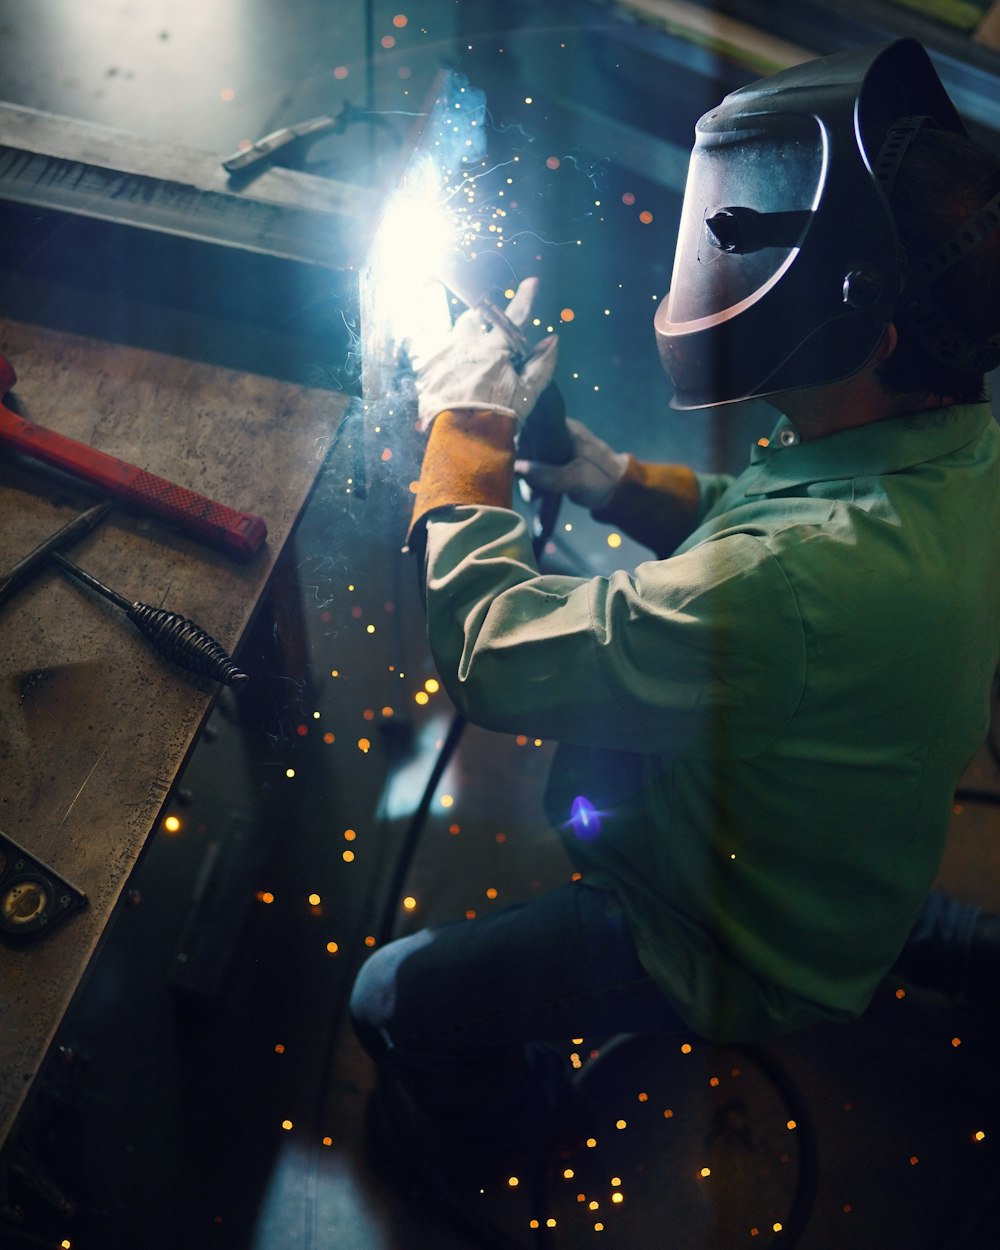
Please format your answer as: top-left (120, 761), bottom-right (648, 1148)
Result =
top-left (412, 277), bottom-right (558, 432)
top-left (515, 417), bottom-right (629, 511)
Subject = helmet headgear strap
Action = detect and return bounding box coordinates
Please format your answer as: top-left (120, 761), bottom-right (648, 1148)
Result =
top-left (874, 116), bottom-right (1000, 376)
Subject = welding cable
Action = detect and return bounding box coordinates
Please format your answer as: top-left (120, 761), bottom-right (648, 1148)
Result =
top-left (375, 388), bottom-right (572, 950)
top-left (0, 1227), bottom-right (73, 1248)
top-left (737, 1042), bottom-right (819, 1249)
top-left (364, 401), bottom-right (577, 1249)
top-left (566, 1034), bottom-right (818, 1250)
top-left (376, 709), bottom-right (467, 948)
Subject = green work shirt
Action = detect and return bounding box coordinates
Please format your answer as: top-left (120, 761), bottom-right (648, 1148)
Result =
top-left (422, 403), bottom-right (1000, 1042)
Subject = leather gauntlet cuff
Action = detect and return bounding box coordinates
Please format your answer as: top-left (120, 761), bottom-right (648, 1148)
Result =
top-left (593, 455), bottom-right (701, 557)
top-left (408, 408), bottom-right (517, 541)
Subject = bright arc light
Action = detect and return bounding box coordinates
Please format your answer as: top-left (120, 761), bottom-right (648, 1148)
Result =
top-left (361, 70), bottom-right (490, 390)
top-left (366, 156), bottom-right (455, 357)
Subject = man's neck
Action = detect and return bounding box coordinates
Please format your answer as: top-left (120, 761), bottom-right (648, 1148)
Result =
top-left (774, 375), bottom-right (955, 442)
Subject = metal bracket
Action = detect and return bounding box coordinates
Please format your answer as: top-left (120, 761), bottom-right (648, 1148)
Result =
top-left (0, 829), bottom-right (87, 943)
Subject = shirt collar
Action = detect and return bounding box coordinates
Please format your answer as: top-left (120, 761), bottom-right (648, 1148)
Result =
top-left (742, 402), bottom-right (994, 496)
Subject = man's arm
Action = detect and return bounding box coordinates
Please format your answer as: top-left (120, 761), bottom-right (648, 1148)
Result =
top-left (515, 417), bottom-right (734, 558)
top-left (408, 408), bottom-right (803, 754)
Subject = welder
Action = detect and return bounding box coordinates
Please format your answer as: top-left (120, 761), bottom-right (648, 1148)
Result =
top-left (350, 38), bottom-right (1000, 1183)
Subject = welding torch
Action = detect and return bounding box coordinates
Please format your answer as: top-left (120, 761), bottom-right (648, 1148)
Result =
top-left (459, 288), bottom-right (574, 476)
top-left (455, 291), bottom-right (572, 556)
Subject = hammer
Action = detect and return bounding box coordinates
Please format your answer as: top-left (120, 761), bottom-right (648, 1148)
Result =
top-left (0, 353), bottom-right (267, 559)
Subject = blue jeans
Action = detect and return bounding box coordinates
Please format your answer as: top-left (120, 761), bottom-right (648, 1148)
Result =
top-left (349, 883), bottom-right (981, 1146)
top-left (893, 886), bottom-right (983, 995)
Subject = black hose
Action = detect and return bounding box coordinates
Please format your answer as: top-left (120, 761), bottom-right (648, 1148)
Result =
top-left (737, 1043), bottom-right (819, 1248)
top-left (374, 387), bottom-right (571, 947)
top-left (376, 709), bottom-right (468, 947)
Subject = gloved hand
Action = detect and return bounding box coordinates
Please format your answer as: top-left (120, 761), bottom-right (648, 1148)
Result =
top-left (514, 417), bottom-right (629, 511)
top-left (411, 277), bottom-right (558, 432)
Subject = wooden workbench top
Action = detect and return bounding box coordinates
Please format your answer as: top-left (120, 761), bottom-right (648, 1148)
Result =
top-left (0, 318), bottom-right (348, 1146)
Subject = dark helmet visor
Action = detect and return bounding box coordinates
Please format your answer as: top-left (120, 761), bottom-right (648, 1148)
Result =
top-left (655, 39), bottom-right (964, 409)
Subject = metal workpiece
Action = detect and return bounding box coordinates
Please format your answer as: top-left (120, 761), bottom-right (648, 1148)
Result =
top-left (0, 101), bottom-right (378, 270)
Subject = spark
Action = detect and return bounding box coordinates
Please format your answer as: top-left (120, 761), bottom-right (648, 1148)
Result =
top-left (363, 75), bottom-right (508, 369)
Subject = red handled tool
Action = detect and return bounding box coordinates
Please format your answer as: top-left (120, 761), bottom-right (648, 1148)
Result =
top-left (0, 353), bottom-right (267, 559)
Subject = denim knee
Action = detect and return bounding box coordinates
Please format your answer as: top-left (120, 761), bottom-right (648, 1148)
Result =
top-left (348, 945), bottom-right (394, 1055)
top-left (349, 928), bottom-right (435, 1057)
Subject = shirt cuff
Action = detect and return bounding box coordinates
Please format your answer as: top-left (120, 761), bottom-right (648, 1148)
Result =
top-left (408, 408), bottom-right (517, 539)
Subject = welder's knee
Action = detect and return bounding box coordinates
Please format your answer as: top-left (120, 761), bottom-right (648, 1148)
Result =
top-left (348, 928), bottom-right (434, 1057)
top-left (348, 947), bottom-right (394, 1054)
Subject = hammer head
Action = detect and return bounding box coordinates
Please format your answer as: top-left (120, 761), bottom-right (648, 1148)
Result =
top-left (0, 354), bottom-right (16, 399)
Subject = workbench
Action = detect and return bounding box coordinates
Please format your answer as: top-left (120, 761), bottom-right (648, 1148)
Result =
top-left (0, 317), bottom-right (348, 1147)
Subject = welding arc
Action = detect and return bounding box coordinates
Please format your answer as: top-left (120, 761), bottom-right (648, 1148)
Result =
top-left (51, 552), bottom-right (248, 686)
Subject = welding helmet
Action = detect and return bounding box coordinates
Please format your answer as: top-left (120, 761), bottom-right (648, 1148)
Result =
top-left (655, 39), bottom-right (966, 409)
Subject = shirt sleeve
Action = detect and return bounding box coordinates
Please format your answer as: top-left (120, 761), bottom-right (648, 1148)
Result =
top-left (423, 503), bottom-right (805, 758)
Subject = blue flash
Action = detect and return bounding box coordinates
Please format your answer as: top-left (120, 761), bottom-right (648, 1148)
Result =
top-left (570, 795), bottom-right (601, 841)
